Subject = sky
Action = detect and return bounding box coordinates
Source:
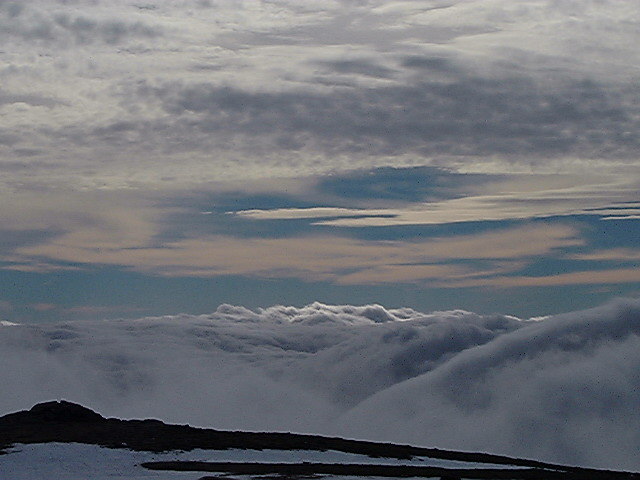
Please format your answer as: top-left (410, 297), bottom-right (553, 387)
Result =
top-left (1, 0), bottom-right (639, 322)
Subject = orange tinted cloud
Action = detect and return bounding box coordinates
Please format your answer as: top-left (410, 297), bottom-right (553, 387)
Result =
top-left (11, 224), bottom-right (581, 285)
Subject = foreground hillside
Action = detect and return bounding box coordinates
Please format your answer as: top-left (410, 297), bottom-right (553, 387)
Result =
top-left (1, 401), bottom-right (638, 480)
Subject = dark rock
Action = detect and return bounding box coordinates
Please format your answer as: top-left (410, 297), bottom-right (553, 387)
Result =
top-left (28, 400), bottom-right (104, 423)
top-left (0, 400), bottom-right (103, 426)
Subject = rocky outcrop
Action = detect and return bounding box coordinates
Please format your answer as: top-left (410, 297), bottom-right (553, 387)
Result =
top-left (0, 400), bottom-right (104, 425)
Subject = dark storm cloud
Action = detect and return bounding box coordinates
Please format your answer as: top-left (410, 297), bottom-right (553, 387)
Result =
top-left (146, 75), bottom-right (640, 161)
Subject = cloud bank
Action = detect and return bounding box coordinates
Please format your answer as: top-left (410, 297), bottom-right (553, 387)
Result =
top-left (2, 299), bottom-right (640, 470)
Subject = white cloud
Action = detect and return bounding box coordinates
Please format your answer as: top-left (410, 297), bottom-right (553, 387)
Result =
top-left (340, 298), bottom-right (640, 469)
top-left (237, 177), bottom-right (640, 227)
top-left (440, 268), bottom-right (640, 288)
top-left (602, 215), bottom-right (640, 221)
top-left (2, 299), bottom-right (640, 470)
top-left (0, 302), bottom-right (523, 429)
top-left (234, 207), bottom-right (392, 220)
top-left (570, 248), bottom-right (640, 261)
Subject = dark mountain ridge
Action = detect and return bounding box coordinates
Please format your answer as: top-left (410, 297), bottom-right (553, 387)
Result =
top-left (1, 401), bottom-right (638, 480)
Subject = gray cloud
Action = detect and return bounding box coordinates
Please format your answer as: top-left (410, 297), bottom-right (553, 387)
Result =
top-left (2, 299), bottom-right (640, 469)
top-left (53, 13), bottom-right (160, 45)
top-left (0, 2), bottom-right (161, 45)
top-left (146, 76), bottom-right (640, 162)
top-left (0, 302), bottom-right (522, 431)
top-left (0, 90), bottom-right (62, 108)
top-left (1, 0), bottom-right (638, 191)
top-left (341, 299), bottom-right (640, 469)
top-left (0, 228), bottom-right (61, 253)
top-left (315, 58), bottom-right (397, 79)
top-left (0, 131), bottom-right (19, 146)
top-left (401, 55), bottom-right (455, 72)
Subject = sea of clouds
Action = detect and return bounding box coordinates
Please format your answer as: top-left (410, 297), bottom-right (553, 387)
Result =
top-left (2, 299), bottom-right (640, 470)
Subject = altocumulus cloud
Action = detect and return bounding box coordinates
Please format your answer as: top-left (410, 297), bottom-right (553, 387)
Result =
top-left (3, 0), bottom-right (640, 190)
top-left (0, 1), bottom-right (161, 45)
top-left (1, 299), bottom-right (640, 470)
top-left (146, 76), bottom-right (640, 162)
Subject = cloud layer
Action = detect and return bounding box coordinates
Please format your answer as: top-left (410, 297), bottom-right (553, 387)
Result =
top-left (2, 299), bottom-right (640, 470)
top-left (1, 0), bottom-right (639, 190)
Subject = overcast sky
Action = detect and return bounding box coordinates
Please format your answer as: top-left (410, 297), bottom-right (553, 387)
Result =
top-left (1, 0), bottom-right (639, 322)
